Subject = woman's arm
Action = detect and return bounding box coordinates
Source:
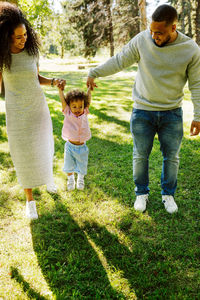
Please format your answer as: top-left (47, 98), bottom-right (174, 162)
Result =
top-left (59, 88), bottom-right (67, 112)
top-left (38, 74), bottom-right (66, 89)
top-left (37, 67), bottom-right (66, 89)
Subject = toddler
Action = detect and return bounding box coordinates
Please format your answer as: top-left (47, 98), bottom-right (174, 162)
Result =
top-left (59, 87), bottom-right (91, 190)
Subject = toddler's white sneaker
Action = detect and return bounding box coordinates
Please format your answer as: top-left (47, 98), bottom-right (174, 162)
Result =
top-left (162, 195), bottom-right (178, 213)
top-left (134, 194), bottom-right (148, 212)
top-left (77, 174), bottom-right (84, 190)
top-left (26, 200), bottom-right (38, 220)
top-left (67, 175), bottom-right (75, 191)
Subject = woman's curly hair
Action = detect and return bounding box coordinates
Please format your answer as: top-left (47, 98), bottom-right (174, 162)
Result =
top-left (65, 89), bottom-right (90, 108)
top-left (0, 2), bottom-right (40, 71)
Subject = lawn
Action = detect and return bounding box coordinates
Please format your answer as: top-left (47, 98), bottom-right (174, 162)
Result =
top-left (0, 59), bottom-right (200, 299)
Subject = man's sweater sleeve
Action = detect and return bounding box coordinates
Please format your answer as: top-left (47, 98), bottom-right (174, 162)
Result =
top-left (187, 44), bottom-right (200, 121)
top-left (88, 36), bottom-right (140, 78)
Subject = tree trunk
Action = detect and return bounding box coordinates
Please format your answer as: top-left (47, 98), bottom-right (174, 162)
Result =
top-left (138, 0), bottom-right (147, 31)
top-left (105, 0), bottom-right (114, 57)
top-left (180, 0), bottom-right (185, 34)
top-left (61, 44), bottom-right (64, 59)
top-left (0, 81), bottom-right (5, 99)
top-left (195, 0), bottom-right (200, 45)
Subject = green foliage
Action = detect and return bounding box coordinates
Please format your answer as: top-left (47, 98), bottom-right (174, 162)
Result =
top-left (41, 12), bottom-right (83, 57)
top-left (113, 0), bottom-right (140, 44)
top-left (63, 0), bottom-right (114, 57)
top-left (168, 0), bottom-right (200, 44)
top-left (18, 0), bottom-right (52, 36)
top-left (61, 0), bottom-right (140, 58)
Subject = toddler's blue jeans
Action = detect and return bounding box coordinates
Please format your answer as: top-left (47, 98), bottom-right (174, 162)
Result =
top-left (130, 108), bottom-right (183, 196)
top-left (63, 141), bottom-right (89, 175)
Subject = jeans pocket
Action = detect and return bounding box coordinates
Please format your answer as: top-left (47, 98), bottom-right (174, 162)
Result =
top-left (171, 108), bottom-right (183, 119)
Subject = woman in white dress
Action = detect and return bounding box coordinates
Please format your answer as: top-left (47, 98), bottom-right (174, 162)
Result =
top-left (0, 2), bottom-right (65, 219)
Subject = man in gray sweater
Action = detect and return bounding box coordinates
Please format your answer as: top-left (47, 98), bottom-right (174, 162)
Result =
top-left (87, 5), bottom-right (200, 213)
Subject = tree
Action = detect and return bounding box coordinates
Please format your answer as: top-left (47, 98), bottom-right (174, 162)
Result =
top-left (168, 0), bottom-right (200, 44)
top-left (41, 10), bottom-right (83, 58)
top-left (113, 0), bottom-right (140, 44)
top-left (62, 0), bottom-right (140, 58)
top-left (138, 0), bottom-right (147, 31)
top-left (64, 0), bottom-right (115, 57)
top-left (18, 0), bottom-right (52, 36)
top-left (194, 0), bottom-right (200, 44)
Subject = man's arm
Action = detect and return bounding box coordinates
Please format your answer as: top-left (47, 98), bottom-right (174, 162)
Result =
top-left (187, 45), bottom-right (200, 135)
top-left (87, 35), bottom-right (140, 89)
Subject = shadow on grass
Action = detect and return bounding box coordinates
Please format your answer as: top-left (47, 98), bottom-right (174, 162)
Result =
top-left (10, 267), bottom-right (46, 300)
top-left (31, 194), bottom-right (123, 299)
top-left (83, 221), bottom-right (175, 299)
top-left (83, 212), bottom-right (200, 299)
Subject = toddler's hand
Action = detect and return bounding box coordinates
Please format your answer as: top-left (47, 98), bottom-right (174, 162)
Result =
top-left (55, 79), bottom-right (66, 90)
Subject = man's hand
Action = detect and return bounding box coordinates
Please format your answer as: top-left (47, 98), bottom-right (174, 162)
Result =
top-left (190, 120), bottom-right (200, 136)
top-left (87, 76), bottom-right (97, 91)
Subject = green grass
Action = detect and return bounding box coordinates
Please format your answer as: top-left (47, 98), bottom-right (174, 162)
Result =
top-left (0, 61), bottom-right (200, 299)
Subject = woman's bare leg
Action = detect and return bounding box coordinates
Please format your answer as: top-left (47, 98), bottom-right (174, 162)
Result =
top-left (24, 188), bottom-right (33, 201)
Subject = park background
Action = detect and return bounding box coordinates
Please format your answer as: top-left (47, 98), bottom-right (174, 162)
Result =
top-left (0, 0), bottom-right (200, 299)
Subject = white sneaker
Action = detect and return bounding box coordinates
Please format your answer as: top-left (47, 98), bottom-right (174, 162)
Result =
top-left (77, 174), bottom-right (84, 190)
top-left (134, 194), bottom-right (148, 212)
top-left (162, 195), bottom-right (178, 213)
top-left (46, 183), bottom-right (57, 194)
top-left (67, 175), bottom-right (75, 191)
top-left (26, 201), bottom-right (38, 220)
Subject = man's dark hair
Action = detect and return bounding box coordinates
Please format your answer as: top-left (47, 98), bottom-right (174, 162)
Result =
top-left (152, 4), bottom-right (178, 25)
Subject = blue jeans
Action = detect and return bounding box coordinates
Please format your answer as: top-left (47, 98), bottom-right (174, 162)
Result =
top-left (63, 141), bottom-right (89, 175)
top-left (130, 108), bottom-right (183, 196)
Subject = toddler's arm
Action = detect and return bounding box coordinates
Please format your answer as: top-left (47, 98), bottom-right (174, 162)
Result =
top-left (58, 88), bottom-right (67, 112)
top-left (87, 87), bottom-right (91, 107)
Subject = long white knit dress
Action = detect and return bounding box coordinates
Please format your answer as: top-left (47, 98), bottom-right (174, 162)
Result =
top-left (2, 50), bottom-right (54, 188)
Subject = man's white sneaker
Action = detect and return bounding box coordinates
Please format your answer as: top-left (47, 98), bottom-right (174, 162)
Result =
top-left (134, 194), bottom-right (148, 212)
top-left (26, 201), bottom-right (38, 220)
top-left (77, 174), bottom-right (84, 190)
top-left (162, 195), bottom-right (178, 213)
top-left (67, 175), bottom-right (75, 191)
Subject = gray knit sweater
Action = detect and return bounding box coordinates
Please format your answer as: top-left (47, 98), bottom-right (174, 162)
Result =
top-left (88, 30), bottom-right (200, 121)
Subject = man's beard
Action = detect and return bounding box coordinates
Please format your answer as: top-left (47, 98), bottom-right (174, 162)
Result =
top-left (153, 35), bottom-right (171, 47)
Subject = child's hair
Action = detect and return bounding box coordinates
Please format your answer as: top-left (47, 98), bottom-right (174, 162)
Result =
top-left (65, 89), bottom-right (90, 108)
